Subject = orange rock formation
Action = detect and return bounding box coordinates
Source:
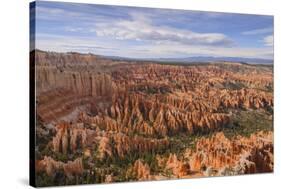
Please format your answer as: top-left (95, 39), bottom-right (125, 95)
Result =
top-left (36, 156), bottom-right (83, 179)
top-left (187, 131), bottom-right (273, 176)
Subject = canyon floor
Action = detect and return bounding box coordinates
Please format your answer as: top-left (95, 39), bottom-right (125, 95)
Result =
top-left (33, 50), bottom-right (273, 186)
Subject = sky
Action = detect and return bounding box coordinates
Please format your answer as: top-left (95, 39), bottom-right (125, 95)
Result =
top-left (31, 1), bottom-right (274, 59)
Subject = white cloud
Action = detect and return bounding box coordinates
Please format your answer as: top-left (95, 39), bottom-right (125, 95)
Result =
top-left (242, 27), bottom-right (272, 35)
top-left (130, 42), bottom-right (273, 59)
top-left (65, 27), bottom-right (83, 32)
top-left (263, 35), bottom-right (273, 46)
top-left (36, 33), bottom-right (273, 59)
top-left (36, 7), bottom-right (68, 20)
top-left (36, 33), bottom-right (123, 55)
top-left (94, 12), bottom-right (233, 47)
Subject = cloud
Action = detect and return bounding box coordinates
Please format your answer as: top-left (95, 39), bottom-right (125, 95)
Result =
top-left (36, 33), bottom-right (123, 55)
top-left (263, 35), bottom-right (273, 46)
top-left (36, 33), bottom-right (273, 59)
top-left (35, 5), bottom-right (114, 23)
top-left (94, 12), bottom-right (234, 47)
top-left (64, 27), bottom-right (83, 32)
top-left (61, 44), bottom-right (118, 50)
top-left (242, 27), bottom-right (272, 35)
top-left (128, 42), bottom-right (273, 59)
top-left (36, 6), bottom-right (69, 20)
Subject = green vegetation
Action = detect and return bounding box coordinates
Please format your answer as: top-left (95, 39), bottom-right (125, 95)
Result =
top-left (222, 109), bottom-right (273, 138)
top-left (221, 81), bottom-right (246, 90)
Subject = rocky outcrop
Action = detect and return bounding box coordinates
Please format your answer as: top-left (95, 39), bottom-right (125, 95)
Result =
top-left (216, 88), bottom-right (273, 110)
top-left (36, 156), bottom-right (83, 179)
top-left (104, 174), bottom-right (114, 183)
top-left (163, 88), bottom-right (273, 113)
top-left (97, 136), bottom-right (113, 159)
top-left (36, 156), bottom-right (63, 177)
top-left (35, 50), bottom-right (117, 98)
top-left (84, 93), bottom-right (230, 138)
top-left (35, 50), bottom-right (98, 66)
top-left (36, 89), bottom-right (93, 122)
top-left (187, 131), bottom-right (273, 175)
top-left (111, 132), bottom-right (169, 158)
top-left (165, 154), bottom-right (190, 177)
top-left (52, 122), bottom-right (87, 154)
top-left (63, 158), bottom-right (84, 179)
top-left (51, 121), bottom-right (169, 159)
top-left (36, 50), bottom-right (118, 123)
top-left (36, 71), bottom-right (116, 122)
top-left (127, 159), bottom-right (151, 180)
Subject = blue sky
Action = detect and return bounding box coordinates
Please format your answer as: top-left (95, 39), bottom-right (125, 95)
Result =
top-left (32, 1), bottom-right (273, 59)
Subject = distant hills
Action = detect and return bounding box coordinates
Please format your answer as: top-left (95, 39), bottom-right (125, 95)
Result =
top-left (33, 49), bottom-right (273, 65)
top-left (150, 56), bottom-right (273, 64)
top-left (103, 55), bottom-right (273, 65)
